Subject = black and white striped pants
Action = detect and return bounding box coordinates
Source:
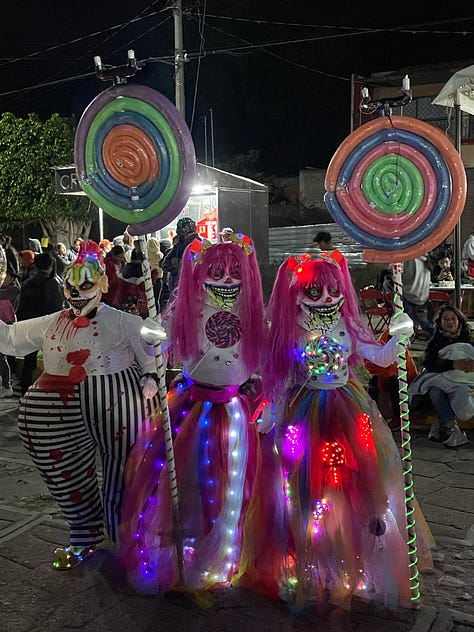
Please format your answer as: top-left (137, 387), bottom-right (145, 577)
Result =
top-left (18, 366), bottom-right (152, 548)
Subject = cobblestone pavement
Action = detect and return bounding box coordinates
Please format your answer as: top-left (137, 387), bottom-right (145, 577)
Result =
top-left (1, 397), bottom-right (473, 632)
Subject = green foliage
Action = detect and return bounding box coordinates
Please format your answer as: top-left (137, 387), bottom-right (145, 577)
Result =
top-left (0, 112), bottom-right (91, 228)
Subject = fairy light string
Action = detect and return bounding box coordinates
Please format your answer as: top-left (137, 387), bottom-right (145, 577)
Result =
top-left (392, 262), bottom-right (420, 601)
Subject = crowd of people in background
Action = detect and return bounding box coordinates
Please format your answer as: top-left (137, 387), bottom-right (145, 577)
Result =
top-left (0, 229), bottom-right (179, 398)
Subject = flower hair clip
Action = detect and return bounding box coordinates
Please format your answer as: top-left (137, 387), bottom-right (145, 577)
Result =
top-left (285, 250), bottom-right (345, 276)
top-left (188, 238), bottom-right (212, 263)
top-left (227, 232), bottom-right (254, 255)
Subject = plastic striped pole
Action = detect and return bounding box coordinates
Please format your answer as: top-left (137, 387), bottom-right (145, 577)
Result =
top-left (135, 234), bottom-right (185, 585)
top-left (392, 262), bottom-right (420, 602)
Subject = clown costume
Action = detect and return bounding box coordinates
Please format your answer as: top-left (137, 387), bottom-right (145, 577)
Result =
top-left (254, 252), bottom-right (432, 610)
top-left (0, 241), bottom-right (160, 569)
top-left (119, 234), bottom-right (265, 592)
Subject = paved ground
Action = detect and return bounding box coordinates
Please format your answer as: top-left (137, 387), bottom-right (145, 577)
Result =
top-left (1, 393), bottom-right (473, 632)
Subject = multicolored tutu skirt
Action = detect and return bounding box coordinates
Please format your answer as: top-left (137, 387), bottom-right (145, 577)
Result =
top-left (119, 377), bottom-right (260, 593)
top-left (239, 378), bottom-right (433, 610)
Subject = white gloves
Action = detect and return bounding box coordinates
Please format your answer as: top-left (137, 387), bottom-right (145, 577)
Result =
top-left (140, 317), bottom-right (167, 344)
top-left (140, 374), bottom-right (158, 399)
top-left (389, 312), bottom-right (414, 340)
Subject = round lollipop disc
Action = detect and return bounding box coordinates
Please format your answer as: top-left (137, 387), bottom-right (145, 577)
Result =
top-left (324, 116), bottom-right (466, 262)
top-left (75, 84), bottom-right (196, 233)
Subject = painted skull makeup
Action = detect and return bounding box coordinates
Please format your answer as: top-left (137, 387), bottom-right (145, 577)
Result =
top-left (63, 252), bottom-right (108, 317)
top-left (299, 281), bottom-right (345, 329)
top-left (203, 258), bottom-right (242, 310)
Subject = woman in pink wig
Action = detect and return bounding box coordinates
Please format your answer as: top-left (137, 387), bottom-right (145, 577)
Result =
top-left (120, 234), bottom-right (266, 593)
top-left (258, 251), bottom-right (432, 611)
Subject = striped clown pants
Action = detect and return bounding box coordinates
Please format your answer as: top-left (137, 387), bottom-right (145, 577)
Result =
top-left (18, 366), bottom-right (153, 548)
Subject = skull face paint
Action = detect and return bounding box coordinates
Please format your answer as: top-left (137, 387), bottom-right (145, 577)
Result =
top-left (299, 281), bottom-right (345, 329)
top-left (203, 256), bottom-right (242, 310)
top-left (64, 258), bottom-right (108, 317)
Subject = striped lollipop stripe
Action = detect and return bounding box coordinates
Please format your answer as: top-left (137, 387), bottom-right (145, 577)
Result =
top-left (324, 116), bottom-right (466, 263)
top-left (75, 84), bottom-right (196, 234)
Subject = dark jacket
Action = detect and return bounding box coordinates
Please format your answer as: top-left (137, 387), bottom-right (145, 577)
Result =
top-left (423, 325), bottom-right (474, 373)
top-left (16, 271), bottom-right (64, 321)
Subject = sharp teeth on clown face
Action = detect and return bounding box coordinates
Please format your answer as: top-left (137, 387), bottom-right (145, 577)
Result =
top-left (69, 298), bottom-right (91, 311)
top-left (204, 283), bottom-right (241, 300)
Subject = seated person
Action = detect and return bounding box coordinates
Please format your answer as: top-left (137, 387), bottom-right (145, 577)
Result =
top-left (408, 305), bottom-right (473, 448)
top-left (365, 329), bottom-right (418, 430)
top-left (433, 254), bottom-right (454, 284)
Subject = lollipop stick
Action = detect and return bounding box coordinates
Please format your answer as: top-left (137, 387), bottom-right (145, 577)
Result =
top-left (392, 263), bottom-right (420, 602)
top-left (136, 234), bottom-right (185, 586)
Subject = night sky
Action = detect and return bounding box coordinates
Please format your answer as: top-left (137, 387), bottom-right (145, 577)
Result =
top-left (1, 1), bottom-right (474, 174)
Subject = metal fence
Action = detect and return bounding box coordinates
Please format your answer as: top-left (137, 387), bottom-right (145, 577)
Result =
top-left (268, 222), bottom-right (365, 266)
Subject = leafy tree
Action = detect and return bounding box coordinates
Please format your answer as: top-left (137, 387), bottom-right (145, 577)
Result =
top-left (0, 112), bottom-right (93, 246)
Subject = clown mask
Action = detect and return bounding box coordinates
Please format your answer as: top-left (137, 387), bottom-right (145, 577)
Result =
top-left (203, 257), bottom-right (242, 310)
top-left (299, 281), bottom-right (344, 329)
top-left (64, 260), bottom-right (108, 317)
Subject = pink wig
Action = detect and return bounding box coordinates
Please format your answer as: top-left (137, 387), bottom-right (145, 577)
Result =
top-left (171, 240), bottom-right (264, 374)
top-left (264, 255), bottom-right (377, 397)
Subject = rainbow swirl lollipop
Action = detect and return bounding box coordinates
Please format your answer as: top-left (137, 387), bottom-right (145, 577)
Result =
top-left (75, 84), bottom-right (196, 235)
top-left (324, 116), bottom-right (466, 263)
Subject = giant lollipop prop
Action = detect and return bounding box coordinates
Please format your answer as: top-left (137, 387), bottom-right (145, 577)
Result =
top-left (324, 82), bottom-right (467, 604)
top-left (74, 52), bottom-right (197, 586)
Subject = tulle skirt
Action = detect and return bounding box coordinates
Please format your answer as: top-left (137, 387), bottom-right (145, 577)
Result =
top-left (119, 379), bottom-right (260, 593)
top-left (237, 378), bottom-right (433, 610)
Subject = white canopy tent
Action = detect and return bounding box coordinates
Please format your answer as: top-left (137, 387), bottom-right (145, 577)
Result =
top-left (433, 64), bottom-right (474, 307)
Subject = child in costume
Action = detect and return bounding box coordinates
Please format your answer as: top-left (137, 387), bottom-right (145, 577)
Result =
top-left (259, 252), bottom-right (432, 610)
top-left (119, 234), bottom-right (265, 592)
top-left (0, 241), bottom-right (161, 569)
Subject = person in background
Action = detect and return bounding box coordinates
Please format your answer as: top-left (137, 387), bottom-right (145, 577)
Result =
top-left (28, 238), bottom-right (43, 255)
top-left (103, 245), bottom-right (126, 308)
top-left (122, 233), bottom-right (134, 262)
top-left (18, 250), bottom-right (35, 282)
top-left (402, 256), bottom-right (434, 338)
top-left (52, 243), bottom-right (69, 278)
top-left (0, 235), bottom-right (20, 276)
top-left (433, 253), bottom-right (454, 284)
top-left (146, 237), bottom-right (164, 312)
top-left (66, 238), bottom-right (83, 263)
top-left (0, 261), bottom-right (20, 398)
top-left (409, 305), bottom-right (472, 448)
top-left (312, 230), bottom-right (333, 251)
top-left (158, 238), bottom-right (172, 311)
top-left (219, 226), bottom-right (234, 242)
top-left (461, 227), bottom-right (474, 283)
top-left (365, 329), bottom-right (418, 430)
top-left (99, 238), bottom-right (112, 255)
top-left (16, 253), bottom-right (65, 394)
top-left (161, 217), bottom-right (199, 301)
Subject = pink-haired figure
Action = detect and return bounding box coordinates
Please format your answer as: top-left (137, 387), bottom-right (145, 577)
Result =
top-left (260, 252), bottom-right (432, 610)
top-left (120, 235), bottom-right (266, 592)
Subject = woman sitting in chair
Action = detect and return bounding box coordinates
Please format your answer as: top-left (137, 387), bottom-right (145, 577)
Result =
top-left (409, 305), bottom-right (473, 449)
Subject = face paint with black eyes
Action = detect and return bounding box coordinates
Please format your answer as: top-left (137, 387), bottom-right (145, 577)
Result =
top-left (299, 282), bottom-right (345, 328)
top-left (203, 260), bottom-right (242, 309)
top-left (63, 262), bottom-right (108, 316)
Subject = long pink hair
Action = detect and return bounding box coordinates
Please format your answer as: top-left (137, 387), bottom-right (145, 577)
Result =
top-left (170, 240), bottom-right (264, 374)
top-left (264, 255), bottom-right (377, 397)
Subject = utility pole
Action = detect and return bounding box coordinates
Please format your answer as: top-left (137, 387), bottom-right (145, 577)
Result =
top-left (173, 0), bottom-right (186, 116)
top-left (203, 115), bottom-right (208, 164)
top-left (209, 108), bottom-right (215, 167)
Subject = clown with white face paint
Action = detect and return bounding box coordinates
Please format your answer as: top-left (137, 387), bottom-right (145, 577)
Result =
top-left (243, 251), bottom-right (433, 610)
top-left (0, 241), bottom-right (162, 570)
top-left (119, 235), bottom-right (266, 593)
